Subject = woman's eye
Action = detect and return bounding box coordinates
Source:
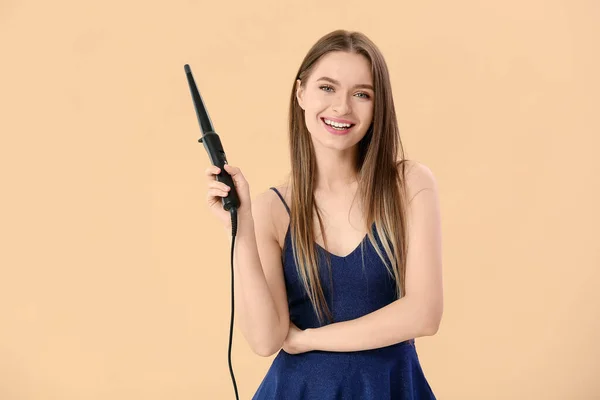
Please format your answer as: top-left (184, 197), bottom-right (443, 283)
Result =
top-left (319, 85), bottom-right (371, 99)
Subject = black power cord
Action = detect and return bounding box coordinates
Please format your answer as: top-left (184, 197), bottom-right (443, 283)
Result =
top-left (228, 207), bottom-right (239, 399)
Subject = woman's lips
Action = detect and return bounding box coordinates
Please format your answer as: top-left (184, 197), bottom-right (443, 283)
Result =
top-left (320, 118), bottom-right (355, 135)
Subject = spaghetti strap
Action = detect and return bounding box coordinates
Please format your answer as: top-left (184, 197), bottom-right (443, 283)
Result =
top-left (269, 187), bottom-right (290, 215)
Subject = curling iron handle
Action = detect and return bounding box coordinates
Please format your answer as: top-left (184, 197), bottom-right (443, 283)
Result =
top-left (199, 132), bottom-right (240, 211)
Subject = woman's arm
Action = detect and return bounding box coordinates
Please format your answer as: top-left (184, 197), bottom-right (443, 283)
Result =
top-left (232, 190), bottom-right (291, 357)
top-left (298, 161), bottom-right (444, 352)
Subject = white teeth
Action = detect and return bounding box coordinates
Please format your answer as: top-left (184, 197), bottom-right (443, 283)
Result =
top-left (324, 118), bottom-right (352, 128)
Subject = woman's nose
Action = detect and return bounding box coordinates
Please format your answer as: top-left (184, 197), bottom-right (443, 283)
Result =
top-left (332, 94), bottom-right (351, 115)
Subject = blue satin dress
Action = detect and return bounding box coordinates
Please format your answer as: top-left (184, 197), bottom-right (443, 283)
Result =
top-left (252, 187), bottom-right (437, 399)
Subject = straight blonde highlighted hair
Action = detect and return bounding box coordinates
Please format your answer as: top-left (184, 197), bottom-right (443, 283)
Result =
top-left (286, 30), bottom-right (410, 325)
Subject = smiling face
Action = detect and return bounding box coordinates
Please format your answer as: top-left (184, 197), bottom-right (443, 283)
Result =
top-left (295, 51), bottom-right (375, 151)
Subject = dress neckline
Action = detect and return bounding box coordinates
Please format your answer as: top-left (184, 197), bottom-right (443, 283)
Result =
top-left (284, 222), bottom-right (374, 259)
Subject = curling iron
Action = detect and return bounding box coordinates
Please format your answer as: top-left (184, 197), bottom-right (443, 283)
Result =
top-left (184, 64), bottom-right (240, 399)
top-left (185, 64), bottom-right (240, 214)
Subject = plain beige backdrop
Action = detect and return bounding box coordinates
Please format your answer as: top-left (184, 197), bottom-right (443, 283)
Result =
top-left (1, 0), bottom-right (598, 399)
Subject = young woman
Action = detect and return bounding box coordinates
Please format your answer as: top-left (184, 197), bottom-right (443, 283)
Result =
top-left (205, 29), bottom-right (443, 399)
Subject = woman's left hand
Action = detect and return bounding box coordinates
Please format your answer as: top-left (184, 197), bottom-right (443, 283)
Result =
top-left (282, 321), bottom-right (312, 355)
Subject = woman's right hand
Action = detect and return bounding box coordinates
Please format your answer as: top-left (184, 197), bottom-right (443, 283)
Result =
top-left (205, 164), bottom-right (253, 231)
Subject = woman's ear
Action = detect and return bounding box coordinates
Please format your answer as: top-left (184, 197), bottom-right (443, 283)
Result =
top-left (296, 79), bottom-right (305, 110)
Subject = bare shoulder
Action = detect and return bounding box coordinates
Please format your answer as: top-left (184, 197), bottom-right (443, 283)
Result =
top-left (251, 185), bottom-right (290, 248)
top-left (251, 188), bottom-right (279, 237)
top-left (398, 160), bottom-right (439, 203)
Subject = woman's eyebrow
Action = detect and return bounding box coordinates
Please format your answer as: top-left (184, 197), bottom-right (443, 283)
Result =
top-left (316, 76), bottom-right (374, 91)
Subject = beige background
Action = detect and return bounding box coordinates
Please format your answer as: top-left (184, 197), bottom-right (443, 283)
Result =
top-left (1, 0), bottom-right (598, 399)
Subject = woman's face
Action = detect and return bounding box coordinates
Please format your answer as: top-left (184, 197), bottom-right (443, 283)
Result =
top-left (296, 51), bottom-right (374, 152)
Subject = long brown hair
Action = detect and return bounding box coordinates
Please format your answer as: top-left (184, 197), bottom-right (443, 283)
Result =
top-left (286, 29), bottom-right (410, 325)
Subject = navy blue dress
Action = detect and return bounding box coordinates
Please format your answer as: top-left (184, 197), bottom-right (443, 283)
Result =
top-left (252, 187), bottom-right (436, 399)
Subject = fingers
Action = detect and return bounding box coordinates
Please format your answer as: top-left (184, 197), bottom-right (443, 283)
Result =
top-left (223, 164), bottom-right (246, 187)
top-left (223, 164), bottom-right (238, 174)
top-left (208, 181), bottom-right (231, 192)
top-left (205, 166), bottom-right (221, 181)
top-left (206, 168), bottom-right (231, 203)
top-left (206, 164), bottom-right (241, 178)
top-left (206, 188), bottom-right (230, 199)
top-left (205, 164), bottom-right (246, 192)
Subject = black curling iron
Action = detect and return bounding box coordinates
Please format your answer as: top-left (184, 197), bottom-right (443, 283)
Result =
top-left (184, 64), bottom-right (240, 400)
top-left (184, 64), bottom-right (240, 213)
